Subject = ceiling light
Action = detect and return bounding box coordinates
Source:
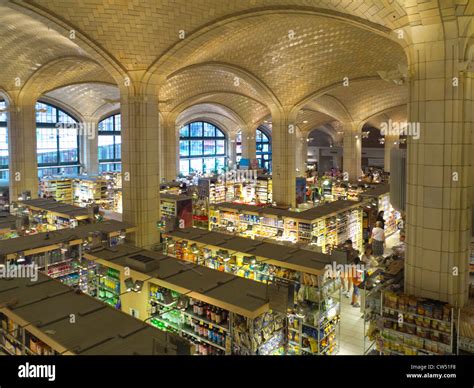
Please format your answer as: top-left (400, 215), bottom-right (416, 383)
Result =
top-left (303, 120), bottom-right (308, 124)
top-left (124, 277), bottom-right (135, 292)
top-left (134, 280), bottom-right (144, 293)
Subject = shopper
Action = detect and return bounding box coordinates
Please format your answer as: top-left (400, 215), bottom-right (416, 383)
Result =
top-left (341, 239), bottom-right (359, 298)
top-left (350, 256), bottom-right (363, 308)
top-left (371, 221), bottom-right (385, 257)
top-left (361, 245), bottom-right (377, 269)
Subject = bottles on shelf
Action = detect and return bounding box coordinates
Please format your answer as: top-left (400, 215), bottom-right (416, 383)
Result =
top-left (148, 286), bottom-right (230, 355)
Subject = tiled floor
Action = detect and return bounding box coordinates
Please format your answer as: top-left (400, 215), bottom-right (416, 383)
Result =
top-left (338, 232), bottom-right (400, 355)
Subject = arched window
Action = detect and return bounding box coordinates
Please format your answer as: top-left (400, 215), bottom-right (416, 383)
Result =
top-left (36, 102), bottom-right (80, 178)
top-left (236, 128), bottom-right (272, 171)
top-left (256, 128), bottom-right (271, 171)
top-left (0, 100), bottom-right (8, 180)
top-left (98, 114), bottom-right (121, 172)
top-left (179, 121), bottom-right (226, 176)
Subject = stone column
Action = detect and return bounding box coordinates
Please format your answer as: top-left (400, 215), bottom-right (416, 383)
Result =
top-left (384, 134), bottom-right (399, 173)
top-left (161, 112), bottom-right (179, 182)
top-left (120, 76), bottom-right (161, 248)
top-left (240, 124), bottom-right (256, 161)
top-left (272, 109), bottom-right (297, 207)
top-left (295, 130), bottom-right (307, 177)
top-left (227, 131), bottom-right (237, 169)
top-left (405, 23), bottom-right (471, 307)
top-left (342, 123), bottom-right (362, 180)
top-left (81, 116), bottom-right (99, 175)
top-left (8, 94), bottom-right (38, 200)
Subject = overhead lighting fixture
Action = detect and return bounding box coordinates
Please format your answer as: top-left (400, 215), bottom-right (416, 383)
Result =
top-left (303, 120), bottom-right (308, 124)
top-left (17, 252), bottom-right (25, 263)
top-left (134, 280), bottom-right (144, 293)
top-left (124, 277), bottom-right (135, 292)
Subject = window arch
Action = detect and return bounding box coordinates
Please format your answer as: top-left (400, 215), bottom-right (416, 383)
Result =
top-left (179, 121), bottom-right (226, 176)
top-left (36, 102), bottom-right (80, 178)
top-left (0, 100), bottom-right (8, 180)
top-left (98, 113), bottom-right (121, 172)
top-left (236, 128), bottom-right (272, 171)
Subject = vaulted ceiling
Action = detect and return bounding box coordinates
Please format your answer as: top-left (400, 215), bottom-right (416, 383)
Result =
top-left (0, 1), bottom-right (471, 134)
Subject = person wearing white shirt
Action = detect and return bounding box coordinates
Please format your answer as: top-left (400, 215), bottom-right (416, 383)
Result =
top-left (371, 221), bottom-right (385, 256)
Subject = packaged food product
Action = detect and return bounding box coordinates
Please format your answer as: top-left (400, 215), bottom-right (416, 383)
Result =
top-left (443, 305), bottom-right (452, 322)
top-left (417, 299), bottom-right (426, 316)
top-left (407, 297), bottom-right (417, 314)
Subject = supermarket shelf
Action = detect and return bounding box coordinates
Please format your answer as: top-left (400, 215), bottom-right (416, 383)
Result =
top-left (382, 307), bottom-right (451, 325)
top-left (381, 316), bottom-right (450, 336)
top-left (182, 309), bottom-right (229, 332)
top-left (181, 327), bottom-right (226, 351)
top-left (383, 327), bottom-right (451, 349)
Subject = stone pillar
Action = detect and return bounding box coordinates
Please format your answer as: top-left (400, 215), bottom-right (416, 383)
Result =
top-left (8, 94), bottom-right (38, 200)
top-left (120, 77), bottom-right (161, 248)
top-left (240, 124), bottom-right (256, 160)
top-left (405, 23), bottom-right (471, 307)
top-left (81, 117), bottom-right (99, 175)
top-left (295, 130), bottom-right (307, 177)
top-left (227, 132), bottom-right (237, 169)
top-left (272, 109), bottom-right (297, 207)
top-left (342, 123), bottom-right (362, 180)
top-left (384, 134), bottom-right (399, 173)
top-left (161, 112), bottom-right (179, 182)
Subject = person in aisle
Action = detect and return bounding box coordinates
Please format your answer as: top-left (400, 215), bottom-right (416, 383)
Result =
top-left (350, 255), bottom-right (363, 308)
top-left (361, 245), bottom-right (378, 269)
top-left (391, 232), bottom-right (406, 258)
top-left (371, 221), bottom-right (385, 257)
top-left (341, 239), bottom-right (359, 298)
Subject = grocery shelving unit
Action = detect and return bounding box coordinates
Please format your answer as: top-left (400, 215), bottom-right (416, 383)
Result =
top-left (83, 245), bottom-right (287, 355)
top-left (0, 273), bottom-right (191, 355)
top-left (379, 290), bottom-right (458, 355)
top-left (72, 176), bottom-right (109, 208)
top-left (208, 200), bottom-right (364, 252)
top-left (12, 198), bottom-right (91, 230)
top-left (159, 193), bottom-right (193, 232)
top-left (39, 177), bottom-right (74, 204)
top-left (163, 228), bottom-right (344, 355)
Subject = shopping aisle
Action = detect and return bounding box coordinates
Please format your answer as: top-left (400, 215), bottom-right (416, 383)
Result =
top-left (338, 231), bottom-right (401, 355)
top-left (339, 292), bottom-right (365, 355)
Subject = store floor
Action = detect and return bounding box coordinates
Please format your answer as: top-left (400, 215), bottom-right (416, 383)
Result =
top-left (339, 232), bottom-right (400, 355)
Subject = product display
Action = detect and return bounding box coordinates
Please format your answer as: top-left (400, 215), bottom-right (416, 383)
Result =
top-left (163, 228), bottom-right (342, 355)
top-left (11, 198), bottom-right (90, 230)
top-left (208, 200), bottom-right (363, 252)
top-left (0, 314), bottom-right (55, 355)
top-left (0, 272), bottom-right (191, 356)
top-left (72, 176), bottom-right (109, 208)
top-left (39, 177), bottom-right (74, 204)
top-left (159, 193), bottom-right (193, 232)
top-left (378, 291), bottom-right (456, 355)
